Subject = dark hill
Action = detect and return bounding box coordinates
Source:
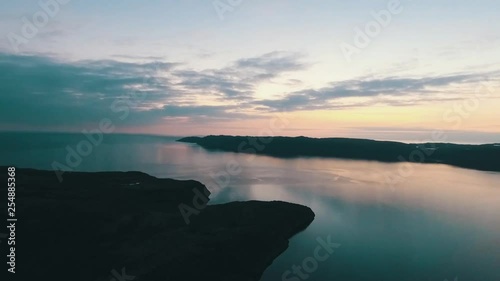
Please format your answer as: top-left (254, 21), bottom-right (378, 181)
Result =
top-left (178, 135), bottom-right (500, 172)
top-left (0, 167), bottom-right (314, 281)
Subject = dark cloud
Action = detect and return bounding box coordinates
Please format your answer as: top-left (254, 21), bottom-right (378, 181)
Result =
top-left (0, 53), bottom-right (176, 127)
top-left (142, 105), bottom-right (248, 121)
top-left (0, 51), bottom-right (497, 131)
top-left (254, 73), bottom-right (498, 111)
top-left (0, 52), bottom-right (307, 129)
top-left (235, 51), bottom-right (306, 73)
top-left (173, 51), bottom-right (308, 100)
top-left (172, 69), bottom-right (253, 99)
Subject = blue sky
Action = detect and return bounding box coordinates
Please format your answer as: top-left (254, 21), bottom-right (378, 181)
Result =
top-left (0, 0), bottom-right (499, 142)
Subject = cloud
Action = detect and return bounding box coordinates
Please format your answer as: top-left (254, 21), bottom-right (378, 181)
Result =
top-left (0, 53), bottom-right (176, 127)
top-left (235, 51), bottom-right (306, 74)
top-left (0, 51), bottom-right (498, 131)
top-left (0, 52), bottom-right (307, 129)
top-left (172, 51), bottom-right (308, 100)
top-left (253, 72), bottom-right (500, 111)
top-left (139, 105), bottom-right (248, 122)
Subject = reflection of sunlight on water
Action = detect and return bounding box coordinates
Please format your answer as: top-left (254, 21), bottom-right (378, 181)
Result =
top-left (2, 135), bottom-right (500, 280)
top-left (202, 152), bottom-right (500, 237)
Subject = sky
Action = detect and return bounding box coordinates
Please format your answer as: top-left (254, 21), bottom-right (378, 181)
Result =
top-left (0, 0), bottom-right (499, 143)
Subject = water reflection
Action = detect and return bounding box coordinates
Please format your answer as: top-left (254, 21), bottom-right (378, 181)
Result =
top-left (1, 133), bottom-right (499, 280)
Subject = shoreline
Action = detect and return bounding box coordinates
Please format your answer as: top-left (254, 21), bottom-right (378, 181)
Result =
top-left (0, 167), bottom-right (315, 281)
top-left (178, 135), bottom-right (500, 172)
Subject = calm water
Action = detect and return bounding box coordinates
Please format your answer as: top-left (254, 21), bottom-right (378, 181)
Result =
top-left (1, 132), bottom-right (499, 281)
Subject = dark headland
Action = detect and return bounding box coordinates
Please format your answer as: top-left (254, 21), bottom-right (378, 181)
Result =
top-left (178, 136), bottom-right (500, 172)
top-left (0, 167), bottom-right (314, 281)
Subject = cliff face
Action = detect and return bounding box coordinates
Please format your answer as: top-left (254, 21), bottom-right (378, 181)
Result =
top-left (0, 167), bottom-right (314, 281)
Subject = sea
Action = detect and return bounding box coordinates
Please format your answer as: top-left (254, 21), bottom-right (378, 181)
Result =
top-left (1, 132), bottom-right (499, 281)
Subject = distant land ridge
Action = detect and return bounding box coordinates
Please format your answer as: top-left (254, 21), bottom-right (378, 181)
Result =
top-left (178, 135), bottom-right (500, 172)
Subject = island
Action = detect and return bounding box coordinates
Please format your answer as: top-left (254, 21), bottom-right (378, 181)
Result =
top-left (178, 135), bottom-right (500, 172)
top-left (0, 167), bottom-right (315, 281)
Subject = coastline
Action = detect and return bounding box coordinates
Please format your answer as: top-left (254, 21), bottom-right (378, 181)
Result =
top-left (0, 167), bottom-right (315, 281)
top-left (178, 135), bottom-right (500, 172)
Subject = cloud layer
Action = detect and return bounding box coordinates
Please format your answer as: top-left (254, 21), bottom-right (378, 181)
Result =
top-left (0, 52), bottom-right (498, 131)
top-left (253, 72), bottom-right (499, 111)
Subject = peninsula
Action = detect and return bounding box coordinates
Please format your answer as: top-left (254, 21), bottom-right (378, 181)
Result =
top-left (178, 136), bottom-right (500, 172)
top-left (0, 167), bottom-right (314, 281)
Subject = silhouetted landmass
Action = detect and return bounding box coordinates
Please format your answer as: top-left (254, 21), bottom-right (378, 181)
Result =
top-left (0, 167), bottom-right (314, 281)
top-left (178, 136), bottom-right (500, 172)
